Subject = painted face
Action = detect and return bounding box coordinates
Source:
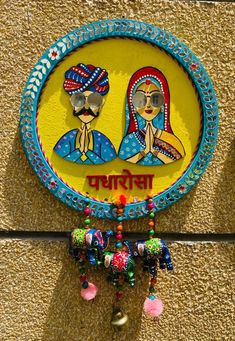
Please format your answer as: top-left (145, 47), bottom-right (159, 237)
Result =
top-left (70, 90), bottom-right (104, 124)
top-left (132, 81), bottom-right (164, 122)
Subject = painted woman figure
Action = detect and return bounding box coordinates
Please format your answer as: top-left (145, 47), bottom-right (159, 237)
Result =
top-left (54, 63), bottom-right (116, 165)
top-left (118, 67), bottom-right (185, 165)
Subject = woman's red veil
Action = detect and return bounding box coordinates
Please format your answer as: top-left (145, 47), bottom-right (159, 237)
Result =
top-left (126, 67), bottom-right (172, 134)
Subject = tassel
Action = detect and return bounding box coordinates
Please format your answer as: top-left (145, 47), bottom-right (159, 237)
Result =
top-left (119, 194), bottom-right (127, 206)
top-left (81, 282), bottom-right (98, 300)
top-left (144, 295), bottom-right (163, 317)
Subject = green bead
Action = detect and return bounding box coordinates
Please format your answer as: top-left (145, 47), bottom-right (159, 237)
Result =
top-left (82, 281), bottom-right (89, 289)
top-left (79, 267), bottom-right (86, 274)
top-left (149, 212), bottom-right (155, 218)
top-left (117, 284), bottom-right (123, 291)
top-left (84, 219), bottom-right (90, 225)
top-left (148, 229), bottom-right (155, 236)
top-left (149, 286), bottom-right (155, 293)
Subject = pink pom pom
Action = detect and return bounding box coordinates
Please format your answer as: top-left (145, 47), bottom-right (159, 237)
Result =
top-left (80, 282), bottom-right (98, 300)
top-left (144, 297), bottom-right (164, 317)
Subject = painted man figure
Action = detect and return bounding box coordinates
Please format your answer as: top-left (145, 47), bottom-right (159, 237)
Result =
top-left (54, 63), bottom-right (116, 164)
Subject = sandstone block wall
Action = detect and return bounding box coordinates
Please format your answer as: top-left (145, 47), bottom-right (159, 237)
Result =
top-left (0, 1), bottom-right (234, 340)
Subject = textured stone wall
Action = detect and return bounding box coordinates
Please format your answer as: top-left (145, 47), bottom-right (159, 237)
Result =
top-left (0, 0), bottom-right (234, 233)
top-left (0, 1), bottom-right (234, 341)
top-left (1, 241), bottom-right (234, 341)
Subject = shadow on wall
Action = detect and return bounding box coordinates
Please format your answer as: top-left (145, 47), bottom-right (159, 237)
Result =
top-left (156, 186), bottom-right (197, 233)
top-left (213, 138), bottom-right (235, 230)
top-left (41, 245), bottom-right (148, 341)
top-left (3, 129), bottom-right (198, 232)
top-left (2, 129), bottom-right (105, 231)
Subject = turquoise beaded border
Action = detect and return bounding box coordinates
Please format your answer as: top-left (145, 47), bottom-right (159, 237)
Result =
top-left (20, 19), bottom-right (218, 220)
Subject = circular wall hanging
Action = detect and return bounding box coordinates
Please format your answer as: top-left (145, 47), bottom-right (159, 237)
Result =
top-left (20, 19), bottom-right (218, 220)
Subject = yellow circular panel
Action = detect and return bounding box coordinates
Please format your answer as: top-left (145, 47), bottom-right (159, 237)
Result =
top-left (37, 38), bottom-right (201, 201)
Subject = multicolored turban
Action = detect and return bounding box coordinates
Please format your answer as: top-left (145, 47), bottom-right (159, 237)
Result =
top-left (64, 63), bottom-right (109, 96)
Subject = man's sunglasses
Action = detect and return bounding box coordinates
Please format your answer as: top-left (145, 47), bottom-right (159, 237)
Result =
top-left (70, 92), bottom-right (103, 109)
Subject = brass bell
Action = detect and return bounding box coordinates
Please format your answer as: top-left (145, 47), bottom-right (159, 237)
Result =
top-left (111, 307), bottom-right (128, 327)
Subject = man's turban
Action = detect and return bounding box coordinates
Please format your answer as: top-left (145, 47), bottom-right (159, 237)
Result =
top-left (64, 63), bottom-right (109, 96)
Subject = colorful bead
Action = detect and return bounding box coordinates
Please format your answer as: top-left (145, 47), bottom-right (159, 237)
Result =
top-left (117, 216), bottom-right (123, 222)
top-left (148, 229), bottom-right (155, 236)
top-left (117, 224), bottom-right (123, 231)
top-left (148, 203), bottom-right (155, 210)
top-left (84, 218), bottom-right (90, 225)
top-left (116, 291), bottom-right (124, 300)
top-left (79, 267), bottom-right (86, 274)
top-left (82, 281), bottom-right (89, 289)
top-left (149, 286), bottom-right (155, 293)
top-left (116, 284), bottom-right (123, 291)
top-left (116, 233), bottom-right (123, 240)
top-left (80, 275), bottom-right (87, 282)
top-left (84, 207), bottom-right (91, 215)
top-left (148, 221), bottom-right (154, 227)
top-left (116, 242), bottom-right (123, 248)
top-left (149, 212), bottom-right (155, 218)
top-left (118, 277), bottom-right (125, 284)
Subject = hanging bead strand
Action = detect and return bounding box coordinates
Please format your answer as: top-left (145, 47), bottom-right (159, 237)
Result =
top-left (110, 195), bottom-right (130, 327)
top-left (70, 194), bottom-right (98, 300)
top-left (84, 194), bottom-right (92, 227)
top-left (114, 196), bottom-right (126, 302)
top-left (143, 194), bottom-right (164, 317)
top-left (79, 195), bottom-right (91, 292)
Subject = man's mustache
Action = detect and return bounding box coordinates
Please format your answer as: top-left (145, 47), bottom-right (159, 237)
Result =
top-left (73, 107), bottom-right (99, 118)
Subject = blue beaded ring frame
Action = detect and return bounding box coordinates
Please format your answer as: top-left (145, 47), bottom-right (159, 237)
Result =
top-left (20, 19), bottom-right (218, 220)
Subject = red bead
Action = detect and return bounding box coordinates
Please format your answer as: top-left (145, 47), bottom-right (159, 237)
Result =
top-left (116, 291), bottom-right (124, 300)
top-left (116, 233), bottom-right (123, 240)
top-left (148, 203), bottom-right (154, 210)
top-left (80, 275), bottom-right (87, 282)
top-left (148, 221), bottom-right (154, 227)
top-left (84, 207), bottom-right (91, 215)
